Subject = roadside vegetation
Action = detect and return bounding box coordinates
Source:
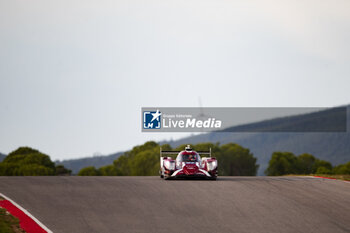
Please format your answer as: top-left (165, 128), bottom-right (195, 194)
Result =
top-left (1, 144), bottom-right (349, 178)
top-left (265, 152), bottom-right (350, 176)
top-left (0, 147), bottom-right (71, 176)
top-left (78, 141), bottom-right (259, 176)
top-left (0, 198), bottom-right (24, 233)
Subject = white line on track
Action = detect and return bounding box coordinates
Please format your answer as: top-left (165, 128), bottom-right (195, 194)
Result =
top-left (0, 192), bottom-right (53, 233)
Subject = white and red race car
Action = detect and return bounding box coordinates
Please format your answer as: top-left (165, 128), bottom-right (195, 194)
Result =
top-left (160, 145), bottom-right (218, 180)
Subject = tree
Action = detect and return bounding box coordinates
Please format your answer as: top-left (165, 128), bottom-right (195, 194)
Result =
top-left (218, 143), bottom-right (259, 176)
top-left (316, 166), bottom-right (332, 174)
top-left (112, 141), bottom-right (160, 176)
top-left (265, 152), bottom-right (297, 176)
top-left (0, 163), bottom-right (19, 176)
top-left (78, 141), bottom-right (260, 176)
top-left (7, 147), bottom-right (40, 157)
top-left (266, 151), bottom-right (338, 175)
top-left (17, 164), bottom-right (54, 176)
top-left (295, 153), bottom-right (333, 174)
top-left (296, 153), bottom-right (316, 174)
top-left (0, 147), bottom-right (59, 176)
top-left (333, 162), bottom-right (350, 175)
top-left (55, 165), bottom-right (72, 176)
top-left (113, 155), bottom-right (130, 176)
top-left (129, 150), bottom-right (159, 176)
top-left (99, 165), bottom-right (117, 176)
top-left (78, 166), bottom-right (100, 176)
top-left (312, 159), bottom-right (332, 174)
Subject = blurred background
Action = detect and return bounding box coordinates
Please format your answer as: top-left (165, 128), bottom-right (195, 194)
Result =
top-left (1, 0), bottom-right (349, 163)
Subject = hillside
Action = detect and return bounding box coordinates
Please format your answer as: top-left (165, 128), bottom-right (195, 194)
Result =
top-left (220, 106), bottom-right (346, 132)
top-left (165, 106), bottom-right (350, 175)
top-left (57, 152), bottom-right (123, 174)
top-left (43, 105), bottom-right (350, 175)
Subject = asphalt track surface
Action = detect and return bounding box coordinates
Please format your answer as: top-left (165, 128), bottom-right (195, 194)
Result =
top-left (0, 176), bottom-right (349, 233)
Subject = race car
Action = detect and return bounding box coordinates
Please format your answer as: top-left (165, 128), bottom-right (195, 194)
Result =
top-left (160, 145), bottom-right (218, 180)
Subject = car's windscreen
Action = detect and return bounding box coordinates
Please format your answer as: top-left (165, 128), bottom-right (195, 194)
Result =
top-left (181, 154), bottom-right (198, 162)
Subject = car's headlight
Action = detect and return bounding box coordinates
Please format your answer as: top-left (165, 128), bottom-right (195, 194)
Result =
top-left (164, 160), bottom-right (175, 170)
top-left (207, 160), bottom-right (217, 171)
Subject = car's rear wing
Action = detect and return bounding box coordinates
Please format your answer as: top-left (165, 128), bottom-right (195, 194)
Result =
top-left (160, 147), bottom-right (212, 158)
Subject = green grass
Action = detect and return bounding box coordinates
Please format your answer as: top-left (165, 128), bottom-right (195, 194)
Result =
top-left (0, 206), bottom-right (25, 233)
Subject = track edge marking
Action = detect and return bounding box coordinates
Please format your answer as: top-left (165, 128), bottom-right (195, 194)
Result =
top-left (0, 192), bottom-right (53, 233)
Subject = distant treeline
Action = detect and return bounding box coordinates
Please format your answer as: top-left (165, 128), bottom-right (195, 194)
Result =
top-left (57, 152), bottom-right (123, 175)
top-left (78, 141), bottom-right (350, 176)
top-left (265, 152), bottom-right (350, 176)
top-left (78, 141), bottom-right (259, 176)
top-left (0, 147), bottom-right (71, 176)
top-left (1, 143), bottom-right (349, 176)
